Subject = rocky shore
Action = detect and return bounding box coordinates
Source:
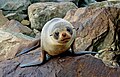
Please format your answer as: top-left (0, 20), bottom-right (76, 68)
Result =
top-left (0, 1), bottom-right (120, 77)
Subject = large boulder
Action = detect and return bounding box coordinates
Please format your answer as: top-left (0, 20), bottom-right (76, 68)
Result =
top-left (0, 0), bottom-right (31, 21)
top-left (28, 2), bottom-right (77, 30)
top-left (64, 1), bottom-right (120, 68)
top-left (64, 1), bottom-right (120, 52)
top-left (30, 0), bottom-right (78, 4)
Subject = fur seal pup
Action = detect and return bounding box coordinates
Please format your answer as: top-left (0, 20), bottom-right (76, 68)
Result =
top-left (16, 18), bottom-right (97, 67)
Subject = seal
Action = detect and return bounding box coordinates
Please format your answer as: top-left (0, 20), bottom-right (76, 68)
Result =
top-left (16, 18), bottom-right (97, 67)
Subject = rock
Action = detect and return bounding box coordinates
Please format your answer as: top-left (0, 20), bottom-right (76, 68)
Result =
top-left (28, 2), bottom-right (77, 30)
top-left (21, 20), bottom-right (30, 26)
top-left (78, 0), bottom-right (96, 7)
top-left (95, 48), bottom-right (120, 68)
top-left (0, 0), bottom-right (31, 21)
top-left (0, 10), bottom-right (8, 27)
top-left (0, 1), bottom-right (120, 77)
top-left (33, 29), bottom-right (41, 38)
top-left (64, 1), bottom-right (120, 68)
top-left (30, 0), bottom-right (78, 4)
top-left (0, 0), bottom-right (31, 11)
top-left (5, 13), bottom-right (27, 22)
top-left (30, 0), bottom-right (62, 3)
top-left (1, 20), bottom-right (32, 35)
top-left (64, 1), bottom-right (120, 52)
top-left (0, 54), bottom-right (120, 77)
top-left (0, 29), bottom-right (39, 61)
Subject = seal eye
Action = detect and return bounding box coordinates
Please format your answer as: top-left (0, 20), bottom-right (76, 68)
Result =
top-left (66, 27), bottom-right (73, 35)
top-left (54, 32), bottom-right (59, 40)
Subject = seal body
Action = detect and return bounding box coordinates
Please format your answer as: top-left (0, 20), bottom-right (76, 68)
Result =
top-left (17, 18), bottom-right (97, 68)
top-left (41, 18), bottom-right (76, 56)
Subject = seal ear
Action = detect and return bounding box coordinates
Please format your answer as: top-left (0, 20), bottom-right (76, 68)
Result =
top-left (73, 27), bottom-right (79, 31)
top-left (50, 34), bottom-right (53, 36)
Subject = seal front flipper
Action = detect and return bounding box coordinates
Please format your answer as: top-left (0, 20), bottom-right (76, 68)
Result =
top-left (20, 58), bottom-right (43, 67)
top-left (16, 41), bottom-right (40, 57)
top-left (20, 50), bottom-right (47, 68)
top-left (73, 51), bottom-right (98, 56)
top-left (70, 42), bottom-right (98, 56)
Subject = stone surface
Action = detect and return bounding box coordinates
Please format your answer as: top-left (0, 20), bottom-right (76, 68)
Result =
top-left (0, 29), bottom-right (39, 61)
top-left (0, 54), bottom-right (120, 77)
top-left (30, 0), bottom-right (78, 4)
top-left (64, 1), bottom-right (120, 68)
top-left (78, 0), bottom-right (96, 7)
top-left (0, 10), bottom-right (9, 27)
top-left (5, 13), bottom-right (27, 22)
top-left (95, 48), bottom-right (120, 68)
top-left (0, 1), bottom-right (120, 77)
top-left (28, 2), bottom-right (77, 30)
top-left (21, 20), bottom-right (30, 26)
top-left (0, 0), bottom-right (31, 21)
top-left (64, 1), bottom-right (120, 52)
top-left (1, 20), bottom-right (32, 35)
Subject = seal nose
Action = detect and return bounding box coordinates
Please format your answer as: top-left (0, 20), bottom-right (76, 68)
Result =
top-left (62, 33), bottom-right (66, 37)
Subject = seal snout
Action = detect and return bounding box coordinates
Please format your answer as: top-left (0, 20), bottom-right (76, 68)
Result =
top-left (62, 32), bottom-right (66, 37)
top-left (61, 32), bottom-right (71, 39)
top-left (58, 31), bottom-right (71, 43)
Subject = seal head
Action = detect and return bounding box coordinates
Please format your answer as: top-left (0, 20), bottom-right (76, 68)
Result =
top-left (41, 18), bottom-right (76, 56)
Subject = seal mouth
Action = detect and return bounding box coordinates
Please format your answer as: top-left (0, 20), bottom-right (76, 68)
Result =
top-left (60, 37), bottom-right (71, 43)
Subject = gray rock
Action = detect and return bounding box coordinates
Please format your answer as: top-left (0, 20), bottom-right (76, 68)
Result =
top-left (5, 13), bottom-right (27, 22)
top-left (95, 49), bottom-right (120, 68)
top-left (78, 0), bottom-right (96, 7)
top-left (0, 10), bottom-right (8, 27)
top-left (0, 0), bottom-right (31, 21)
top-left (30, 0), bottom-right (78, 3)
top-left (28, 2), bottom-right (77, 30)
top-left (30, 0), bottom-right (55, 3)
